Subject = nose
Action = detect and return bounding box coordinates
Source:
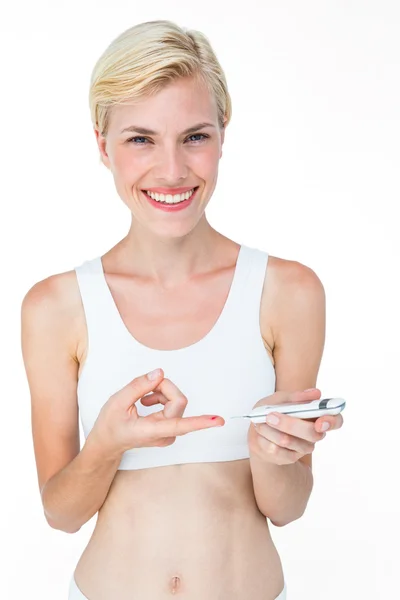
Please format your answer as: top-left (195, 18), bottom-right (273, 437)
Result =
top-left (154, 145), bottom-right (188, 184)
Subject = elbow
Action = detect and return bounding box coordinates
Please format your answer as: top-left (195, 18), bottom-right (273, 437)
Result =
top-left (256, 499), bottom-right (305, 527)
top-left (269, 513), bottom-right (299, 528)
top-left (47, 519), bottom-right (81, 534)
top-left (269, 513), bottom-right (294, 527)
top-left (269, 517), bottom-right (288, 528)
top-left (44, 512), bottom-right (81, 534)
top-left (41, 485), bottom-right (82, 534)
top-left (269, 504), bottom-right (309, 528)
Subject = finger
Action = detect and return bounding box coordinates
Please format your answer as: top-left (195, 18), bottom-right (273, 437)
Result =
top-left (314, 413), bottom-right (344, 433)
top-left (288, 388), bottom-right (322, 403)
top-left (113, 369), bottom-right (165, 409)
top-left (148, 378), bottom-right (225, 426)
top-left (257, 435), bottom-right (302, 465)
top-left (263, 413), bottom-right (325, 443)
top-left (257, 388), bottom-right (321, 410)
top-left (140, 391), bottom-right (167, 407)
top-left (152, 378), bottom-right (189, 418)
top-left (154, 414), bottom-right (225, 438)
top-left (255, 422), bottom-right (316, 454)
top-left (140, 380), bottom-right (225, 433)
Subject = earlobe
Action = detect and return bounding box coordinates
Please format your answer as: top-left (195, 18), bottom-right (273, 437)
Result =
top-left (99, 153), bottom-right (111, 170)
top-left (220, 136), bottom-right (225, 159)
top-left (94, 127), bottom-right (111, 169)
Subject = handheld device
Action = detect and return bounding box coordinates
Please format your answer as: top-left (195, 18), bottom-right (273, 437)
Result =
top-left (230, 397), bottom-right (346, 424)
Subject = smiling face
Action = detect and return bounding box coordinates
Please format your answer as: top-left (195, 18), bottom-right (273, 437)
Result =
top-left (95, 76), bottom-right (226, 239)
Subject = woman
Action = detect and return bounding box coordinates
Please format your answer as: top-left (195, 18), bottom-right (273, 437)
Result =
top-left (21, 20), bottom-right (343, 600)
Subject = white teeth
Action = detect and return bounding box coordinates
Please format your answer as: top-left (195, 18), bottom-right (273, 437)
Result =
top-left (145, 188), bottom-right (196, 204)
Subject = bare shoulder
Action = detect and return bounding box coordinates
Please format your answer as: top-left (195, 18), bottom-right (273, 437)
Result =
top-left (267, 255), bottom-right (324, 292)
top-left (21, 268), bottom-right (85, 499)
top-left (21, 268), bottom-right (84, 362)
top-left (260, 255), bottom-right (325, 360)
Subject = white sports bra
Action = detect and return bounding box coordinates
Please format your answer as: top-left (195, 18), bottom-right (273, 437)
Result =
top-left (74, 244), bottom-right (276, 470)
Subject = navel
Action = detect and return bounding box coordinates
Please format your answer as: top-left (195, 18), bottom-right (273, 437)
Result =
top-left (169, 575), bottom-right (182, 594)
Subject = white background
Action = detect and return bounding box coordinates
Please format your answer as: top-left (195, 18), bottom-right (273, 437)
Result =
top-left (1, 1), bottom-right (399, 598)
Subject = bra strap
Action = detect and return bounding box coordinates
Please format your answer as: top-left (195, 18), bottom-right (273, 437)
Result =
top-left (74, 258), bottom-right (117, 349)
top-left (227, 246), bottom-right (269, 339)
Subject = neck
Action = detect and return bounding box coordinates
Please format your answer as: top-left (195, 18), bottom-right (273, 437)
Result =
top-left (117, 216), bottom-right (226, 289)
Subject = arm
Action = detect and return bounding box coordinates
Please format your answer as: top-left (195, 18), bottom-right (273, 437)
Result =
top-left (249, 260), bottom-right (326, 526)
top-left (41, 434), bottom-right (122, 534)
top-left (21, 274), bottom-right (123, 534)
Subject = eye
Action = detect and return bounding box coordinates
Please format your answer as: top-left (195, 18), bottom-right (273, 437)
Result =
top-left (126, 133), bottom-right (210, 145)
top-left (127, 136), bottom-right (149, 145)
top-left (186, 133), bottom-right (209, 143)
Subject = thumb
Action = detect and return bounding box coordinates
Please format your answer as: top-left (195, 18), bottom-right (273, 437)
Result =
top-left (112, 368), bottom-right (165, 409)
top-left (291, 388), bottom-right (321, 403)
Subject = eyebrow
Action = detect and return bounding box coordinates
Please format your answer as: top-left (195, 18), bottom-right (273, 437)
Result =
top-left (120, 122), bottom-right (216, 135)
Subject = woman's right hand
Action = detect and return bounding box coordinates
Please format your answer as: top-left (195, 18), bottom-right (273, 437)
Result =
top-left (89, 368), bottom-right (225, 457)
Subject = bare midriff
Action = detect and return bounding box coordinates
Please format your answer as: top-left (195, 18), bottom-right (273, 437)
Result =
top-left (73, 459), bottom-right (285, 599)
top-left (72, 242), bottom-right (284, 599)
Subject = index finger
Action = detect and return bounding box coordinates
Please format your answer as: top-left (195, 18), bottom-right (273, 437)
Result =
top-left (152, 377), bottom-right (189, 418)
top-left (152, 378), bottom-right (225, 432)
top-left (265, 412), bottom-right (325, 443)
top-left (314, 413), bottom-right (344, 432)
top-left (156, 413), bottom-right (225, 439)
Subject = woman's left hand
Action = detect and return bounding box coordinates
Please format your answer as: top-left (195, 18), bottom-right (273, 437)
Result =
top-left (247, 388), bottom-right (344, 466)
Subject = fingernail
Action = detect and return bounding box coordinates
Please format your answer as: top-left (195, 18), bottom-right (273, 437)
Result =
top-left (147, 368), bottom-right (161, 380)
top-left (320, 422), bottom-right (330, 431)
top-left (210, 416), bottom-right (224, 426)
top-left (304, 388), bottom-right (316, 392)
top-left (266, 414), bottom-right (280, 425)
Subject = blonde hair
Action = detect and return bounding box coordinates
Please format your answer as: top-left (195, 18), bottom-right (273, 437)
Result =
top-left (89, 20), bottom-right (232, 138)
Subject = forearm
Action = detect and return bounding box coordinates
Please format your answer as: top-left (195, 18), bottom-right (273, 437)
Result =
top-left (41, 434), bottom-right (123, 533)
top-left (249, 455), bottom-right (314, 527)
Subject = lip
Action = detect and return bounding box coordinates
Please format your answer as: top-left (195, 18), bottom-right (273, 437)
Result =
top-left (143, 186), bottom-right (198, 194)
top-left (142, 187), bottom-right (199, 212)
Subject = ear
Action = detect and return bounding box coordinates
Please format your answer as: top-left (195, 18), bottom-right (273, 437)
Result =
top-left (94, 127), bottom-right (111, 169)
top-left (220, 118), bottom-right (227, 158)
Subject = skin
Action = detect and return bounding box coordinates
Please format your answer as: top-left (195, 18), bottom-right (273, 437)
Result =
top-left (23, 75), bottom-right (343, 599)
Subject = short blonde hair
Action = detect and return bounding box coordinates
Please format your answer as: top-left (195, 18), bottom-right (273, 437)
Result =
top-left (89, 19), bottom-right (232, 138)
